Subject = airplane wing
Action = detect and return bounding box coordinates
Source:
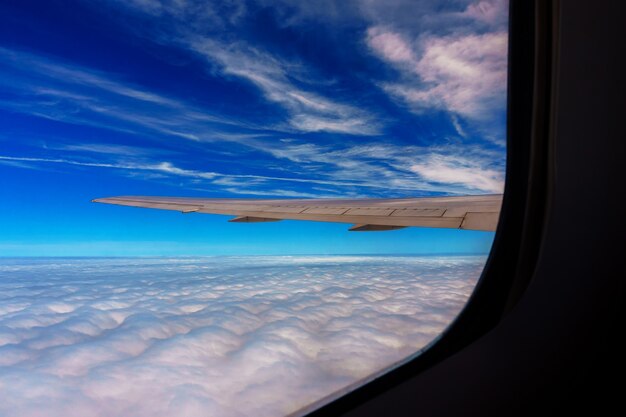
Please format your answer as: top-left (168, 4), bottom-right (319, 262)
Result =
top-left (92, 194), bottom-right (503, 232)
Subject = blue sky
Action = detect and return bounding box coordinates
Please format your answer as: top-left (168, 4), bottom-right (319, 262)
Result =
top-left (0, 0), bottom-right (508, 256)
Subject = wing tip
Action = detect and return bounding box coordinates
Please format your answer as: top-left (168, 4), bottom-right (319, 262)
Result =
top-left (92, 197), bottom-right (113, 204)
top-left (91, 197), bottom-right (121, 204)
top-left (91, 196), bottom-right (130, 203)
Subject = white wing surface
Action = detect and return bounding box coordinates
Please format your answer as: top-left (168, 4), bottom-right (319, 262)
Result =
top-left (92, 194), bottom-right (503, 231)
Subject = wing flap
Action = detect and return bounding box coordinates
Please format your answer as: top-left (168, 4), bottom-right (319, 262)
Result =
top-left (228, 216), bottom-right (282, 223)
top-left (349, 224), bottom-right (407, 232)
top-left (460, 212), bottom-right (500, 231)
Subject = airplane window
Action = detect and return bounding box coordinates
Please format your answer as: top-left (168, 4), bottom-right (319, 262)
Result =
top-left (0, 1), bottom-right (507, 416)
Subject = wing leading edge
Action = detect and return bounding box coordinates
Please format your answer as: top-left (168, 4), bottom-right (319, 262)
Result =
top-left (92, 194), bottom-right (503, 232)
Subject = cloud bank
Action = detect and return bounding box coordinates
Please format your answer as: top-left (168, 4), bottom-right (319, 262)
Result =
top-left (0, 256), bottom-right (485, 417)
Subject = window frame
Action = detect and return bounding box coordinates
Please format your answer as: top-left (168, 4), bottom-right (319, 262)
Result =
top-left (304, 1), bottom-right (554, 415)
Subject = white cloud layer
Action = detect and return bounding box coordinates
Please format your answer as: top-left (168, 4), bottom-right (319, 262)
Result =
top-left (0, 256), bottom-right (485, 417)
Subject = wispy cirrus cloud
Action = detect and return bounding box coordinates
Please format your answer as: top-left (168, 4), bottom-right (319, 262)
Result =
top-left (0, 48), bottom-right (262, 142)
top-left (47, 143), bottom-right (156, 157)
top-left (0, 155), bottom-right (220, 180)
top-left (215, 187), bottom-right (341, 199)
top-left (249, 139), bottom-right (505, 194)
top-left (0, 47), bottom-right (187, 108)
top-left (366, 29), bottom-right (416, 65)
top-left (0, 136), bottom-right (504, 196)
top-left (461, 0), bottom-right (509, 26)
top-left (189, 39), bottom-right (380, 136)
top-left (0, 154), bottom-right (385, 193)
top-left (0, 44), bottom-right (378, 141)
top-left (366, 27), bottom-right (508, 123)
top-left (409, 153), bottom-right (504, 193)
top-left (117, 0), bottom-right (247, 27)
top-left (94, 1), bottom-right (383, 136)
top-left (359, 0), bottom-right (508, 144)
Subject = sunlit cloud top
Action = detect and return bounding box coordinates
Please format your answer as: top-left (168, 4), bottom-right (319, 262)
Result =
top-left (0, 256), bottom-right (486, 417)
